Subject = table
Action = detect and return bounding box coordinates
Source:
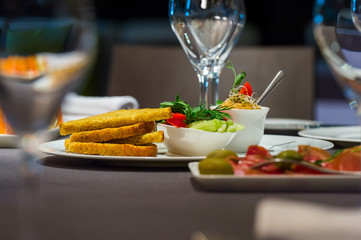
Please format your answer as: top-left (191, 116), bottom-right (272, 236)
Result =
top-left (0, 147), bottom-right (360, 240)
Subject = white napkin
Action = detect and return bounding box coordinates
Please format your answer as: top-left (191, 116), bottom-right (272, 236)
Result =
top-left (254, 198), bottom-right (361, 240)
top-left (61, 93), bottom-right (139, 121)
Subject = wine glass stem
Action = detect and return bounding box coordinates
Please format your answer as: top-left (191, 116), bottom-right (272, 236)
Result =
top-left (349, 100), bottom-right (361, 124)
top-left (197, 66), bottom-right (221, 107)
top-left (18, 134), bottom-right (43, 240)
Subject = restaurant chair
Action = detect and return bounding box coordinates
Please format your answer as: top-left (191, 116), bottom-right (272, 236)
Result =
top-left (107, 45), bottom-right (315, 119)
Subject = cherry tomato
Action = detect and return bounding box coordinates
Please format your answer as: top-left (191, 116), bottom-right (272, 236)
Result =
top-left (239, 82), bottom-right (252, 96)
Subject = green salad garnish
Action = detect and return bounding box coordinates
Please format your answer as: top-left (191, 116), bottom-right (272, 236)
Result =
top-left (160, 95), bottom-right (231, 125)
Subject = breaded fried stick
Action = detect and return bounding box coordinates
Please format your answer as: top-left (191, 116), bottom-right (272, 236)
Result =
top-left (106, 131), bottom-right (164, 145)
top-left (69, 121), bottom-right (155, 143)
top-left (64, 131), bottom-right (164, 150)
top-left (59, 107), bottom-right (172, 135)
top-left (67, 142), bottom-right (158, 157)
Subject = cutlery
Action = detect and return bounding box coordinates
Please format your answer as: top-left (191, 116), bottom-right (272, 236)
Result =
top-left (250, 158), bottom-right (361, 175)
top-left (257, 70), bottom-right (286, 105)
top-left (267, 140), bottom-right (296, 149)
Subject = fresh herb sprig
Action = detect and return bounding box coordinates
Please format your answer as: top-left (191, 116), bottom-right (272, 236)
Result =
top-left (160, 95), bottom-right (231, 125)
top-left (160, 95), bottom-right (189, 114)
top-left (225, 60), bottom-right (247, 94)
top-left (184, 105), bottom-right (231, 124)
top-left (314, 158), bottom-right (333, 167)
top-left (313, 148), bottom-right (351, 167)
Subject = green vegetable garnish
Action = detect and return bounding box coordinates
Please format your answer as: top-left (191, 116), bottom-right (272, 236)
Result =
top-left (314, 160), bottom-right (323, 167)
top-left (225, 60), bottom-right (247, 94)
top-left (216, 100), bottom-right (224, 105)
top-left (184, 105), bottom-right (231, 124)
top-left (333, 149), bottom-right (344, 157)
top-left (313, 156), bottom-right (335, 167)
top-left (160, 95), bottom-right (189, 114)
top-left (189, 119), bottom-right (244, 132)
top-left (314, 146), bottom-right (361, 167)
top-left (160, 96), bottom-right (231, 125)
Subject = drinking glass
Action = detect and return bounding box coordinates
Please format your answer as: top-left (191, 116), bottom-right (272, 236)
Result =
top-left (169, 0), bottom-right (246, 107)
top-left (313, 0), bottom-right (361, 119)
top-left (0, 0), bottom-right (96, 238)
top-left (0, 0), bottom-right (96, 169)
top-left (352, 0), bottom-right (361, 32)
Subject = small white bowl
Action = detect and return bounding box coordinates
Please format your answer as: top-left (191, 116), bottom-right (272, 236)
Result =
top-left (157, 123), bottom-right (237, 156)
top-left (223, 106), bottom-right (269, 153)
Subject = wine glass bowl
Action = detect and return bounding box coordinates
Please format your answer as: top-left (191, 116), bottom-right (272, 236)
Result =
top-left (352, 0), bottom-right (361, 32)
top-left (169, 0), bottom-right (246, 107)
top-left (313, 0), bottom-right (361, 116)
top-left (0, 0), bottom-right (96, 147)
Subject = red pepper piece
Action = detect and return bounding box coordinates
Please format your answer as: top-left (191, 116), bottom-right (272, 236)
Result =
top-left (166, 113), bottom-right (187, 128)
top-left (239, 82), bottom-right (252, 96)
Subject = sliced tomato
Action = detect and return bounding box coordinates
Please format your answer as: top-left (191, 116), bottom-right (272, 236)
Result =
top-left (166, 113), bottom-right (187, 128)
top-left (328, 146), bottom-right (361, 171)
top-left (239, 82), bottom-right (253, 96)
top-left (245, 145), bottom-right (272, 159)
top-left (298, 145), bottom-right (332, 163)
top-left (234, 145), bottom-right (274, 175)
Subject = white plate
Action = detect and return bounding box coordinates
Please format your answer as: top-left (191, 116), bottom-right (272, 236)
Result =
top-left (44, 127), bottom-right (60, 141)
top-left (39, 140), bottom-right (203, 167)
top-left (39, 135), bottom-right (333, 167)
top-left (0, 128), bottom-right (60, 148)
top-left (265, 118), bottom-right (321, 130)
top-left (189, 162), bottom-right (361, 192)
top-left (258, 134), bottom-right (333, 153)
top-left (298, 126), bottom-right (361, 143)
top-left (0, 134), bottom-right (18, 148)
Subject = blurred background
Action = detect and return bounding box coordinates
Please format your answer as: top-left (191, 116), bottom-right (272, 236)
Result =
top-left (84, 0), bottom-right (358, 125)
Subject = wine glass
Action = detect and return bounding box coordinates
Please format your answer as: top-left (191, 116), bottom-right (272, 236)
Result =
top-left (0, 0), bottom-right (96, 238)
top-left (313, 0), bottom-right (361, 119)
top-left (352, 0), bottom-right (361, 32)
top-left (0, 0), bottom-right (96, 166)
top-left (169, 0), bottom-right (246, 107)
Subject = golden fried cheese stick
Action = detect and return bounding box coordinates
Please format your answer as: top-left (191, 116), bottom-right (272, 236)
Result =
top-left (60, 107), bottom-right (172, 135)
top-left (68, 121), bottom-right (156, 143)
top-left (67, 142), bottom-right (158, 157)
top-left (105, 131), bottom-right (164, 145)
top-left (64, 131), bottom-right (164, 150)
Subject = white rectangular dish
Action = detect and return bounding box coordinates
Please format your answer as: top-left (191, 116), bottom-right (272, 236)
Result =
top-left (188, 162), bottom-right (361, 192)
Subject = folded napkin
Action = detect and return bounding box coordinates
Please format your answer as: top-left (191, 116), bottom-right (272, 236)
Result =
top-left (254, 198), bottom-right (361, 240)
top-left (62, 93), bottom-right (139, 121)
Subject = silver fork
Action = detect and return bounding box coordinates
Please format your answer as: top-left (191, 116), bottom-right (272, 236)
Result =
top-left (268, 140), bottom-right (296, 149)
top-left (250, 158), bottom-right (361, 175)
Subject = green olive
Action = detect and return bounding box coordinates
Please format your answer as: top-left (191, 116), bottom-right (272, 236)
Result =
top-left (206, 149), bottom-right (238, 159)
top-left (199, 157), bottom-right (234, 175)
top-left (276, 150), bottom-right (303, 161)
top-left (275, 150), bottom-right (303, 170)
